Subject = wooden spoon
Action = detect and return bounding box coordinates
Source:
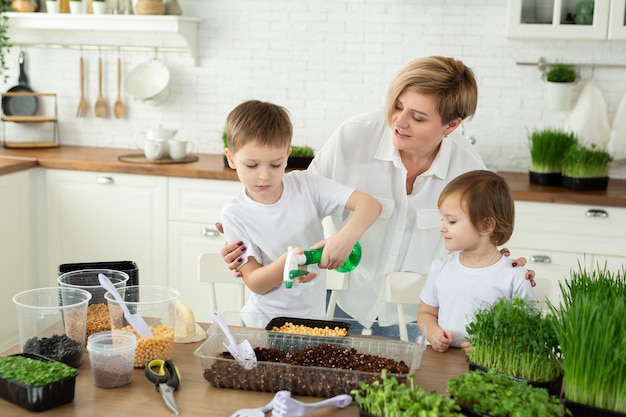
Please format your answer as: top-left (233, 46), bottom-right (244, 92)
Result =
top-left (113, 57), bottom-right (124, 119)
top-left (94, 56), bottom-right (107, 118)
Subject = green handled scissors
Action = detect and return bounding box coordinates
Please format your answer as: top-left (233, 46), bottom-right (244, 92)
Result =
top-left (145, 359), bottom-right (181, 415)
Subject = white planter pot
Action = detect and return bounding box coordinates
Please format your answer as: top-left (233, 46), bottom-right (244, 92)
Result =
top-left (545, 81), bottom-right (575, 111)
top-left (46, 0), bottom-right (59, 12)
top-left (69, 0), bottom-right (84, 13)
top-left (92, 1), bottom-right (106, 14)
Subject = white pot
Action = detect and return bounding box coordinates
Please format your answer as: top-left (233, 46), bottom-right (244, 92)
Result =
top-left (69, 0), bottom-right (83, 13)
top-left (46, 1), bottom-right (60, 13)
top-left (545, 81), bottom-right (574, 111)
top-left (92, 1), bottom-right (106, 14)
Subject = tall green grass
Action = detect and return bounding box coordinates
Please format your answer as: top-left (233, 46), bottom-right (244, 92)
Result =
top-left (550, 262), bottom-right (626, 413)
top-left (528, 129), bottom-right (578, 174)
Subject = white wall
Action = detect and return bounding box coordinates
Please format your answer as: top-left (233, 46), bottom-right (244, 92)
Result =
top-left (4, 0), bottom-right (626, 175)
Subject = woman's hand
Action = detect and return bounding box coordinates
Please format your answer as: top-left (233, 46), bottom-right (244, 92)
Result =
top-left (216, 222), bottom-right (246, 277)
top-left (500, 247), bottom-right (536, 287)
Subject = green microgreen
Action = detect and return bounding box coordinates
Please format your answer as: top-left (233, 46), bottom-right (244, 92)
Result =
top-left (0, 355), bottom-right (77, 386)
top-left (447, 369), bottom-right (570, 417)
top-left (546, 63), bottom-right (578, 83)
top-left (290, 145), bottom-right (315, 157)
top-left (528, 128), bottom-right (578, 174)
top-left (549, 262), bottom-right (626, 413)
top-left (560, 143), bottom-right (613, 178)
top-left (466, 297), bottom-right (562, 383)
top-left (351, 369), bottom-right (463, 417)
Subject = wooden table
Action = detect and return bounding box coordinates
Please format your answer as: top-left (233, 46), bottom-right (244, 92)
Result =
top-left (0, 336), bottom-right (468, 417)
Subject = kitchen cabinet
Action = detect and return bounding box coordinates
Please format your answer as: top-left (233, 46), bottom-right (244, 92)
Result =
top-left (5, 12), bottom-right (202, 65)
top-left (506, 0), bottom-right (621, 40)
top-left (506, 201), bottom-right (626, 305)
top-left (168, 177), bottom-right (245, 322)
top-left (45, 169), bottom-right (167, 287)
top-left (0, 170), bottom-right (35, 352)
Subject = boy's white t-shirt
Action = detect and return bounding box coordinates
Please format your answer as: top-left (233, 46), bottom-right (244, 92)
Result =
top-left (220, 170), bottom-right (355, 328)
top-left (420, 251), bottom-right (536, 347)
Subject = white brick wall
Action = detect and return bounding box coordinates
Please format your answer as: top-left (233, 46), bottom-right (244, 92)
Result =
top-left (4, 0), bottom-right (626, 175)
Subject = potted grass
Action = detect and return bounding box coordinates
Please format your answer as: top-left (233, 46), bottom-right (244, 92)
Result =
top-left (545, 63), bottom-right (578, 111)
top-left (465, 297), bottom-right (563, 396)
top-left (351, 369), bottom-right (463, 417)
top-left (560, 143), bottom-right (613, 191)
top-left (528, 128), bottom-right (578, 186)
top-left (447, 369), bottom-right (570, 417)
top-left (550, 262), bottom-right (626, 417)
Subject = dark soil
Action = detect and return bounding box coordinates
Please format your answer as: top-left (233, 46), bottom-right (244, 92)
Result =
top-left (203, 342), bottom-right (410, 397)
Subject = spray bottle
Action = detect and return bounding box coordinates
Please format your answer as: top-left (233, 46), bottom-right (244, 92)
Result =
top-left (282, 241), bottom-right (362, 288)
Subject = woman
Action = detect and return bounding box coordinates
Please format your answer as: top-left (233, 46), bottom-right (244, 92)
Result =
top-left (220, 56), bottom-right (534, 333)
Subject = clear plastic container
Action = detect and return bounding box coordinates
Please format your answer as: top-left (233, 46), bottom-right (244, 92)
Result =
top-left (58, 269), bottom-right (129, 305)
top-left (104, 285), bottom-right (179, 367)
top-left (194, 320), bottom-right (427, 397)
top-left (12, 287), bottom-right (92, 367)
top-left (87, 330), bottom-right (137, 388)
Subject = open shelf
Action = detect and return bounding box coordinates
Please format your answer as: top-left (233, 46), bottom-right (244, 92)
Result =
top-left (5, 12), bottom-right (202, 65)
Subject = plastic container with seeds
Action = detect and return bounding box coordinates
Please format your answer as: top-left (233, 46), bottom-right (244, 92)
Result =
top-left (87, 331), bottom-right (137, 388)
top-left (104, 285), bottom-right (179, 367)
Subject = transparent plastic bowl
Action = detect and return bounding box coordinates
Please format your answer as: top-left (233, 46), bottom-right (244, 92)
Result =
top-left (87, 330), bottom-right (137, 388)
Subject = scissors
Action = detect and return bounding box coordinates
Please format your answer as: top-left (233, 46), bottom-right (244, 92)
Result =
top-left (145, 359), bottom-right (181, 415)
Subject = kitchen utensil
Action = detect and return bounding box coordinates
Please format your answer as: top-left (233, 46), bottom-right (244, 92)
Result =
top-left (145, 359), bottom-right (181, 415)
top-left (230, 392), bottom-right (288, 417)
top-left (2, 50), bottom-right (38, 116)
top-left (94, 56), bottom-right (107, 118)
top-left (270, 391), bottom-right (352, 417)
top-left (114, 57), bottom-right (124, 119)
top-left (76, 56), bottom-right (88, 117)
top-left (126, 58), bottom-right (170, 101)
top-left (168, 139), bottom-right (195, 161)
top-left (210, 310), bottom-right (257, 369)
top-left (99, 273), bottom-right (153, 337)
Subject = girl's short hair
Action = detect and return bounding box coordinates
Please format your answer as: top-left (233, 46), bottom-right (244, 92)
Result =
top-left (438, 170), bottom-right (514, 245)
top-left (225, 100), bottom-right (293, 152)
top-left (384, 56), bottom-right (478, 125)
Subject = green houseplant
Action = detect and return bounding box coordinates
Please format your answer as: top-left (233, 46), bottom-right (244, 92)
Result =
top-left (545, 63), bottom-right (578, 111)
top-left (528, 128), bottom-right (578, 186)
top-left (351, 369), bottom-right (463, 417)
top-left (0, 0), bottom-right (12, 82)
top-left (550, 262), bottom-right (626, 416)
top-left (560, 143), bottom-right (613, 191)
top-left (447, 369), bottom-right (570, 417)
top-left (465, 297), bottom-right (563, 395)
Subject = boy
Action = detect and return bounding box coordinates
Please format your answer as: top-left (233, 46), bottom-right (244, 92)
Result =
top-left (220, 100), bottom-right (381, 327)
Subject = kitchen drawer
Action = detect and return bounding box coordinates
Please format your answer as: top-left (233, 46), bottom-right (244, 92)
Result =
top-left (168, 178), bottom-right (241, 223)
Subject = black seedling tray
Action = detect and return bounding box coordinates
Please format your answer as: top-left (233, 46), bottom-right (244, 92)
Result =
top-left (265, 316), bottom-right (351, 336)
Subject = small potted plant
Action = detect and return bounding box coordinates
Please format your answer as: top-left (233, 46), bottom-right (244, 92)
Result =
top-left (447, 369), bottom-right (570, 417)
top-left (92, 0), bottom-right (106, 14)
top-left (528, 128), bottom-right (578, 186)
top-left (465, 297), bottom-right (563, 396)
top-left (550, 262), bottom-right (626, 417)
top-left (288, 145), bottom-right (315, 168)
top-left (560, 143), bottom-right (613, 191)
top-left (545, 63), bottom-right (578, 111)
top-left (352, 369), bottom-right (463, 417)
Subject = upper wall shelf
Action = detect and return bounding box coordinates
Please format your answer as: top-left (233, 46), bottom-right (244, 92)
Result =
top-left (4, 12), bottom-right (202, 65)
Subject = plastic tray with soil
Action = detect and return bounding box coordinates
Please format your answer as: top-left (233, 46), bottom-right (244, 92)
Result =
top-left (194, 324), bottom-right (426, 397)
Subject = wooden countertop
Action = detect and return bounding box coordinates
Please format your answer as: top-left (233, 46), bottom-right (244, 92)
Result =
top-left (0, 332), bottom-right (468, 417)
top-left (2, 146), bottom-right (626, 207)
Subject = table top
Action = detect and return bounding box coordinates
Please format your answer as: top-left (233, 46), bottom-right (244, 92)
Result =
top-left (0, 333), bottom-right (468, 417)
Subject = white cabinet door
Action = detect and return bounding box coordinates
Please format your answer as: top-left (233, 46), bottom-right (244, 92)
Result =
top-left (608, 0), bottom-right (626, 39)
top-left (506, 0), bottom-right (611, 39)
top-left (46, 169), bottom-right (167, 287)
top-left (168, 178), bottom-right (243, 321)
top-left (0, 170), bottom-right (35, 351)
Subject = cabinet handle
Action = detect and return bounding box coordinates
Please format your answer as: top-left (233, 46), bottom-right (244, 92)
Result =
top-left (96, 176), bottom-right (114, 185)
top-left (585, 209), bottom-right (608, 218)
top-left (530, 255), bottom-right (552, 264)
top-left (201, 227), bottom-right (220, 238)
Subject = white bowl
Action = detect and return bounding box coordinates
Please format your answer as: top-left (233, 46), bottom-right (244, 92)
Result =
top-left (126, 59), bottom-right (170, 101)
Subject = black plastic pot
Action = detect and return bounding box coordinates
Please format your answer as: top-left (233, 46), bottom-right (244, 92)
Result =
top-left (467, 359), bottom-right (563, 396)
top-left (529, 171), bottom-right (563, 186)
top-left (564, 398), bottom-right (626, 417)
top-left (562, 176), bottom-right (609, 191)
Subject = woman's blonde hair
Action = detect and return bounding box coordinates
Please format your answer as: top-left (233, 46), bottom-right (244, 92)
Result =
top-left (438, 170), bottom-right (514, 245)
top-left (384, 56), bottom-right (478, 125)
top-left (225, 100), bottom-right (293, 152)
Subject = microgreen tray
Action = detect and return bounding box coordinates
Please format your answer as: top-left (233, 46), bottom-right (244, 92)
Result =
top-left (0, 353), bottom-right (77, 412)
